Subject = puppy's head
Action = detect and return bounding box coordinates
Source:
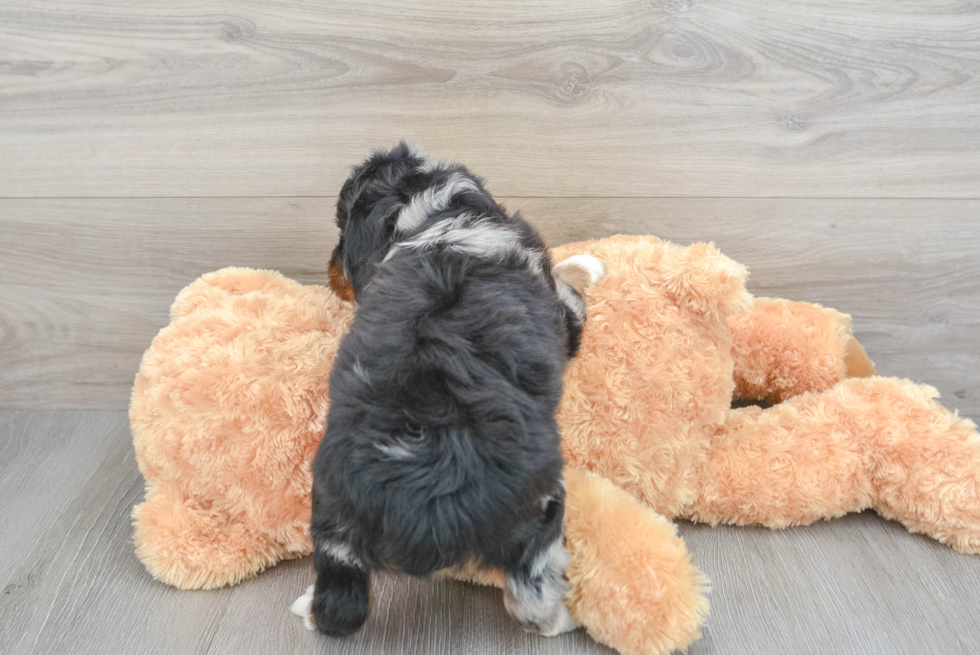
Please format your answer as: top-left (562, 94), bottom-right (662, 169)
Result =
top-left (329, 141), bottom-right (429, 301)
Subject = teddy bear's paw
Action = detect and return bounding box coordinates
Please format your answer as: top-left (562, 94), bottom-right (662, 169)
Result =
top-left (290, 584), bottom-right (316, 631)
top-left (554, 254), bottom-right (605, 295)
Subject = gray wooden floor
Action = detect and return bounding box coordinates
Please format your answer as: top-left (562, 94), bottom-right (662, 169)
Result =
top-left (4, 410), bottom-right (980, 654)
top-left (3, 0), bottom-right (980, 653)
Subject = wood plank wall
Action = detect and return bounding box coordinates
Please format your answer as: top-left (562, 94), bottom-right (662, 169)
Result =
top-left (1, 0), bottom-right (978, 415)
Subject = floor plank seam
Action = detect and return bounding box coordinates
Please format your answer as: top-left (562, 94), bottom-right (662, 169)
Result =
top-left (3, 196), bottom-right (980, 201)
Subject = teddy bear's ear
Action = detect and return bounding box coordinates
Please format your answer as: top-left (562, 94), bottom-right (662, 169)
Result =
top-left (660, 242), bottom-right (753, 321)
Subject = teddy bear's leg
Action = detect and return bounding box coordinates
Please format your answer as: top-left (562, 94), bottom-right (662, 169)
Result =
top-left (853, 379), bottom-right (980, 554)
top-left (687, 393), bottom-right (873, 530)
top-left (728, 298), bottom-right (877, 405)
top-left (133, 483), bottom-right (300, 589)
top-left (688, 378), bottom-right (980, 553)
top-left (563, 467), bottom-right (709, 655)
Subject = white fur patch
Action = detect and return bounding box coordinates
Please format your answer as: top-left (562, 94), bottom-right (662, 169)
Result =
top-left (504, 537), bottom-right (577, 637)
top-left (388, 214), bottom-right (519, 260)
top-left (386, 213), bottom-right (546, 281)
top-left (320, 540), bottom-right (362, 568)
top-left (352, 359), bottom-right (370, 385)
top-left (376, 439), bottom-right (415, 460)
top-left (543, 601), bottom-right (577, 636)
top-left (396, 173), bottom-right (480, 233)
top-left (290, 584), bottom-right (316, 631)
top-left (555, 254), bottom-right (605, 285)
top-left (530, 535), bottom-right (568, 580)
top-left (440, 223), bottom-right (520, 257)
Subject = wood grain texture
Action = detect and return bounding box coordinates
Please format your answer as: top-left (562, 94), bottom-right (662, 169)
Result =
top-left (678, 515), bottom-right (980, 654)
top-left (3, 2), bottom-right (979, 652)
top-left (2, 0), bottom-right (979, 197)
top-left (3, 410), bottom-right (980, 654)
top-left (2, 198), bottom-right (977, 419)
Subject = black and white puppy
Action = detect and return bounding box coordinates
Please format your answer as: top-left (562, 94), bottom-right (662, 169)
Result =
top-left (292, 142), bottom-right (604, 638)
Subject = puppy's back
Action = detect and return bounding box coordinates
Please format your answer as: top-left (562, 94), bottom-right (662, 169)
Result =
top-left (314, 247), bottom-right (567, 575)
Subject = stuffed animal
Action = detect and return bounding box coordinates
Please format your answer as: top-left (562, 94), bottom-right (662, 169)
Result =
top-left (131, 235), bottom-right (980, 655)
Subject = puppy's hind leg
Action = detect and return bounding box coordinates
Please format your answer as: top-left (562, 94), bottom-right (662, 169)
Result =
top-left (293, 529), bottom-right (371, 636)
top-left (503, 491), bottom-right (577, 637)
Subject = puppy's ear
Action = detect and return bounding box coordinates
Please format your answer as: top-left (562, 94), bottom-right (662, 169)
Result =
top-left (328, 241), bottom-right (355, 302)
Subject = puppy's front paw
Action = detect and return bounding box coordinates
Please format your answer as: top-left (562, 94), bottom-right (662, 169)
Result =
top-left (290, 584), bottom-right (316, 631)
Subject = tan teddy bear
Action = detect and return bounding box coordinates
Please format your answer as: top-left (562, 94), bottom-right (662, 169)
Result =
top-left (131, 235), bottom-right (980, 655)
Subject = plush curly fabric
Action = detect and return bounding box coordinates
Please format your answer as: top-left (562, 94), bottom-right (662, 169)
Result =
top-left (131, 235), bottom-right (980, 655)
top-left (728, 297), bottom-right (877, 404)
top-left (689, 377), bottom-right (980, 554)
top-left (130, 245), bottom-right (713, 655)
top-left (554, 236), bottom-right (752, 517)
top-left (440, 467), bottom-right (710, 655)
top-left (131, 268), bottom-right (353, 589)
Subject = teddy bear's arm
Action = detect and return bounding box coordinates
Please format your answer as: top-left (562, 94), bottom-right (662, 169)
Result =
top-left (688, 377), bottom-right (980, 555)
top-left (728, 298), bottom-right (877, 405)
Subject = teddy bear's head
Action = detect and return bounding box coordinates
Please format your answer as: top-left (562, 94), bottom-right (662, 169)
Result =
top-left (553, 235), bottom-right (752, 517)
top-left (130, 268), bottom-right (355, 588)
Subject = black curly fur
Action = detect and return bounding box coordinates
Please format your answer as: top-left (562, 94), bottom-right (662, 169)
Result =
top-left (310, 142), bottom-right (581, 636)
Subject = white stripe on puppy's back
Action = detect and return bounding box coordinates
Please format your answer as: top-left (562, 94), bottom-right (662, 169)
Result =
top-left (388, 212), bottom-right (547, 281)
top-left (396, 173), bottom-right (480, 233)
top-left (440, 223), bottom-right (520, 257)
top-left (391, 219), bottom-right (544, 274)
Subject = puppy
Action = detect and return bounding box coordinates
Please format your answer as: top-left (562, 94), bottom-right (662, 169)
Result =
top-left (293, 142), bottom-right (604, 638)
